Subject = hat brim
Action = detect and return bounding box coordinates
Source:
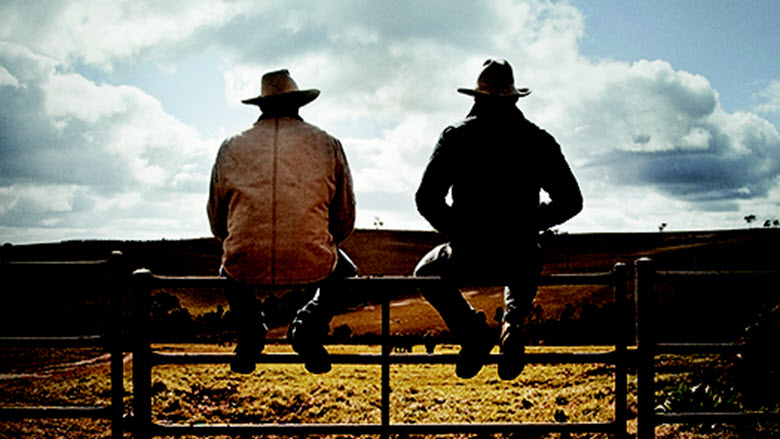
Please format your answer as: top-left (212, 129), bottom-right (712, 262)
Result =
top-left (242, 89), bottom-right (320, 107)
top-left (457, 87), bottom-right (531, 98)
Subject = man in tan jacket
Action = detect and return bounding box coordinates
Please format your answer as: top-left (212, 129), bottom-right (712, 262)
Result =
top-left (208, 69), bottom-right (357, 374)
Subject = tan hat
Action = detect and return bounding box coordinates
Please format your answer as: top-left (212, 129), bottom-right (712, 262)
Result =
top-left (457, 59), bottom-right (531, 98)
top-left (241, 69), bottom-right (320, 107)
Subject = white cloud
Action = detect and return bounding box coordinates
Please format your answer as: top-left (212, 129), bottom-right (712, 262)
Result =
top-left (754, 80), bottom-right (780, 115)
top-left (348, 115), bottom-right (439, 194)
top-left (519, 54), bottom-right (780, 215)
top-left (0, 41), bottom-right (215, 242)
top-left (0, 41), bottom-right (57, 84)
top-left (679, 127), bottom-right (712, 150)
top-left (0, 65), bottom-right (19, 87)
top-left (44, 73), bottom-right (133, 123)
top-left (0, 0), bottom-right (245, 71)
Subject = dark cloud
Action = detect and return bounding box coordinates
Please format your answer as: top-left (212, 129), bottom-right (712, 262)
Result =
top-left (601, 121), bottom-right (780, 203)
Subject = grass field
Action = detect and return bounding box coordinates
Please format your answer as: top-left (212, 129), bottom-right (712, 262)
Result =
top-left (146, 344), bottom-right (622, 426)
top-left (2, 344), bottom-right (623, 438)
top-left (2, 342), bottom-right (775, 439)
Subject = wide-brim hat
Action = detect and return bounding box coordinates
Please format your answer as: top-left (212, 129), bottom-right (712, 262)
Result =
top-left (457, 58), bottom-right (531, 98)
top-left (241, 69), bottom-right (320, 107)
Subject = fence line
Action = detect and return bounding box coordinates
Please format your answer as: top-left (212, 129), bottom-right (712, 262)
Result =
top-left (0, 252), bottom-right (126, 439)
top-left (1, 252), bottom-right (778, 438)
top-left (634, 257), bottom-right (780, 439)
top-left (129, 264), bottom-right (631, 439)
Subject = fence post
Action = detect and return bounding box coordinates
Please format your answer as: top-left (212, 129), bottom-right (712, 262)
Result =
top-left (635, 257), bottom-right (656, 439)
top-left (107, 251), bottom-right (126, 439)
top-left (612, 262), bottom-right (629, 437)
top-left (131, 269), bottom-right (154, 439)
top-left (380, 285), bottom-right (391, 439)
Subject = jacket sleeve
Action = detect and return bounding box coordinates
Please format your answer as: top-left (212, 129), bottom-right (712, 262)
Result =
top-left (207, 142), bottom-right (229, 241)
top-left (415, 127), bottom-right (457, 238)
top-left (537, 134), bottom-right (583, 231)
top-left (329, 138), bottom-right (356, 245)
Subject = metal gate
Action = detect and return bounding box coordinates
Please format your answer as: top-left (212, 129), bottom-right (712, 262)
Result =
top-left (2, 251), bottom-right (778, 438)
top-left (130, 263), bottom-right (629, 438)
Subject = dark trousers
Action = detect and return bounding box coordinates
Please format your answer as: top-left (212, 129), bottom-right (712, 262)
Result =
top-left (222, 249), bottom-right (358, 345)
top-left (289, 250), bottom-right (358, 340)
top-left (413, 243), bottom-right (541, 336)
top-left (222, 275), bottom-right (268, 349)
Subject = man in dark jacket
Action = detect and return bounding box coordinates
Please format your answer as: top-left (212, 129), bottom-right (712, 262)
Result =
top-left (414, 59), bottom-right (583, 380)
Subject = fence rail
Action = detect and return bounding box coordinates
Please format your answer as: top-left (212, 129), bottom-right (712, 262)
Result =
top-left (634, 257), bottom-right (780, 438)
top-left (1, 252), bottom-right (778, 438)
top-left (0, 252), bottom-right (126, 438)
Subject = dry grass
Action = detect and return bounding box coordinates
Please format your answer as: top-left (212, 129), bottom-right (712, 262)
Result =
top-left (147, 344), bottom-right (621, 427)
top-left (3, 343), bottom-right (775, 439)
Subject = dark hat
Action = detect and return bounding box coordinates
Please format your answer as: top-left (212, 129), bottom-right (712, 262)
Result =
top-left (241, 69), bottom-right (320, 107)
top-left (457, 58), bottom-right (531, 98)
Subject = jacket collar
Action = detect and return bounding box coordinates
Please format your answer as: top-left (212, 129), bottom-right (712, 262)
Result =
top-left (467, 100), bottom-right (524, 120)
top-left (257, 110), bottom-right (303, 122)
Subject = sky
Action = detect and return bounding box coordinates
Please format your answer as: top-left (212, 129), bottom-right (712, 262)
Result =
top-left (1, 0), bottom-right (779, 245)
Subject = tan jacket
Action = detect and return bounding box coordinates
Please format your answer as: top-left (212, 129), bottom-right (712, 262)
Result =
top-left (208, 116), bottom-right (355, 285)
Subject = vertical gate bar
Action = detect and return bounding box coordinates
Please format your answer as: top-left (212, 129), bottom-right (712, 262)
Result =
top-left (635, 258), bottom-right (656, 439)
top-left (612, 262), bottom-right (629, 438)
top-left (108, 251), bottom-right (126, 439)
top-left (131, 269), bottom-right (153, 439)
top-left (381, 283), bottom-right (390, 439)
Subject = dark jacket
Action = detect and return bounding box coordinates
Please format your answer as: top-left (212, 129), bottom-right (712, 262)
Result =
top-left (415, 101), bottom-right (582, 276)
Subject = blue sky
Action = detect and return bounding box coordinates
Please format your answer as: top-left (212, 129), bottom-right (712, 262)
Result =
top-left (1, 0), bottom-right (779, 244)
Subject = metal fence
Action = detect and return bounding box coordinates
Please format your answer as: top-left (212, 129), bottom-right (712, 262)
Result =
top-left (0, 251), bottom-right (126, 439)
top-left (634, 257), bottom-right (780, 438)
top-left (1, 251), bottom-right (778, 438)
top-left (130, 263), bottom-right (629, 438)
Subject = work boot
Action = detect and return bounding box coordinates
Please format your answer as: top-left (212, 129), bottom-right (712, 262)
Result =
top-left (230, 325), bottom-right (268, 374)
top-left (455, 311), bottom-right (495, 379)
top-left (497, 321), bottom-right (527, 380)
top-left (288, 321), bottom-right (332, 374)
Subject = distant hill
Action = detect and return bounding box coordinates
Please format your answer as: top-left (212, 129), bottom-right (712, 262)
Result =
top-left (4, 227), bottom-right (777, 274)
top-left (2, 228), bottom-right (778, 343)
top-left (1, 229), bottom-right (443, 277)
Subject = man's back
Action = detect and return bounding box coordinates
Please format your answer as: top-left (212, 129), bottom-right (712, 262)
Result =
top-left (448, 108), bottom-right (553, 242)
top-left (209, 116), bottom-right (354, 285)
top-left (417, 104), bottom-right (580, 259)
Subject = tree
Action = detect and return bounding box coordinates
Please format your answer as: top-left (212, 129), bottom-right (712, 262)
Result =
top-left (150, 291), bottom-right (194, 340)
top-left (658, 223), bottom-right (667, 232)
top-left (744, 214), bottom-right (757, 226)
